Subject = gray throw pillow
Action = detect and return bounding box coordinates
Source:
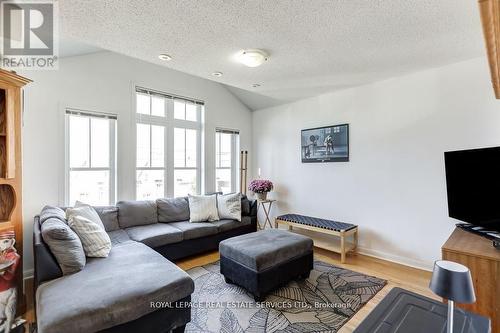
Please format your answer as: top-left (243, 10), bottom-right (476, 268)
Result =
top-left (41, 218), bottom-right (86, 275)
top-left (157, 197), bottom-right (190, 223)
top-left (39, 205), bottom-right (66, 224)
top-left (117, 200), bottom-right (157, 228)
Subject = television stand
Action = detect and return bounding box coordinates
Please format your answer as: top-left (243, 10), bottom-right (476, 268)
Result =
top-left (442, 228), bottom-right (500, 332)
top-left (456, 223), bottom-right (500, 249)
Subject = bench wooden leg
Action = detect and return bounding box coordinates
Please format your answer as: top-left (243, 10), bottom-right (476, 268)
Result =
top-left (353, 228), bottom-right (358, 252)
top-left (340, 231), bottom-right (346, 263)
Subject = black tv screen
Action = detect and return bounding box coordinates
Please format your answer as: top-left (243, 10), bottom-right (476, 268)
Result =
top-left (444, 146), bottom-right (500, 231)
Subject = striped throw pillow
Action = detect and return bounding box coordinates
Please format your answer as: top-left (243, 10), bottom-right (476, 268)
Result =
top-left (68, 215), bottom-right (112, 257)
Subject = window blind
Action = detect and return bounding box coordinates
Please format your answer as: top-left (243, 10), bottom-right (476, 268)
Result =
top-left (66, 108), bottom-right (118, 120)
top-left (216, 128), bottom-right (240, 135)
top-left (135, 86), bottom-right (204, 105)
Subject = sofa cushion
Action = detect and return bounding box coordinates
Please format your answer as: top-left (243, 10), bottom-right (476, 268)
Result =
top-left (168, 221), bottom-right (218, 240)
top-left (107, 229), bottom-right (130, 246)
top-left (36, 241), bottom-right (194, 333)
top-left (117, 200), bottom-right (157, 228)
top-left (157, 197), bottom-right (190, 223)
top-left (40, 218), bottom-right (86, 275)
top-left (241, 195), bottom-right (251, 216)
top-left (125, 223), bottom-right (183, 248)
top-left (219, 229), bottom-right (313, 271)
top-left (93, 206), bottom-right (120, 231)
top-left (211, 217), bottom-right (252, 233)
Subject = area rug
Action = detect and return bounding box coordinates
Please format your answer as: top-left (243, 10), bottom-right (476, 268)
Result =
top-left (185, 260), bottom-right (386, 333)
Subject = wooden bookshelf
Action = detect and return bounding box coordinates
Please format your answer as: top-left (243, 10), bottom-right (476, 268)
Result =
top-left (479, 0), bottom-right (500, 99)
top-left (0, 69), bottom-right (31, 315)
top-left (0, 89), bottom-right (6, 178)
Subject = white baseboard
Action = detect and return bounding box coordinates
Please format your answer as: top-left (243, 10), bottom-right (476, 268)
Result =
top-left (286, 226), bottom-right (435, 272)
top-left (356, 246), bottom-right (433, 272)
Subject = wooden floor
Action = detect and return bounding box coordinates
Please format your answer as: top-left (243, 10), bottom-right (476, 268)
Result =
top-left (26, 247), bottom-right (437, 332)
top-left (176, 247), bottom-right (438, 333)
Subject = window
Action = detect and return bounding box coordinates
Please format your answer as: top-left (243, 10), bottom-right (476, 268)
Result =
top-left (135, 88), bottom-right (203, 200)
top-left (174, 127), bottom-right (198, 197)
top-left (65, 110), bottom-right (116, 206)
top-left (215, 129), bottom-right (240, 194)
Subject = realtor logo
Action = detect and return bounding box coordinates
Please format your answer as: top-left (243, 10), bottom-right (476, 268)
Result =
top-left (1, 0), bottom-right (58, 69)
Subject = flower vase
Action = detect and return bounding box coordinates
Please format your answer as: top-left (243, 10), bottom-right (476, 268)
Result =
top-left (256, 192), bottom-right (268, 201)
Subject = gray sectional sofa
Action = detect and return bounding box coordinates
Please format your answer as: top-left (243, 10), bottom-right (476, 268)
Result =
top-left (33, 195), bottom-right (257, 333)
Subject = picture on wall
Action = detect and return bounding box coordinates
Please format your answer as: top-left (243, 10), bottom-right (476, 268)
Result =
top-left (301, 124), bottom-right (349, 162)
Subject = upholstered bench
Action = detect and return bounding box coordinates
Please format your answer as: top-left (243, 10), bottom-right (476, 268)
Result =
top-left (219, 229), bottom-right (313, 301)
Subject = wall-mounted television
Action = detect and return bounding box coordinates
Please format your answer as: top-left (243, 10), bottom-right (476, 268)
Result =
top-left (301, 124), bottom-right (349, 163)
top-left (444, 146), bottom-right (500, 232)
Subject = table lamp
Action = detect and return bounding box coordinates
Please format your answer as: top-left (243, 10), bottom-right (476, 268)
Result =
top-left (429, 260), bottom-right (476, 333)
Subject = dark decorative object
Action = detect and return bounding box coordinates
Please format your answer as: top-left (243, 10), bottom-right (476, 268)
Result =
top-left (429, 260), bottom-right (476, 333)
top-left (186, 260), bottom-right (386, 332)
top-left (301, 124), bottom-right (349, 163)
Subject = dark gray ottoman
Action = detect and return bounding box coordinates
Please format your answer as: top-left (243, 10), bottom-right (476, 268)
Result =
top-left (219, 229), bottom-right (313, 301)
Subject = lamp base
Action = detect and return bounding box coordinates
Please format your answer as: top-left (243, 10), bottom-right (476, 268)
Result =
top-left (447, 300), bottom-right (454, 333)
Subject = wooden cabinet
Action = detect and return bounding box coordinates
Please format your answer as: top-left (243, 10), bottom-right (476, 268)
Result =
top-left (442, 228), bottom-right (500, 333)
top-left (0, 68), bottom-right (31, 313)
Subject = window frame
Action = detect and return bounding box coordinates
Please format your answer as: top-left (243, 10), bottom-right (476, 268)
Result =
top-left (64, 109), bottom-right (117, 206)
top-left (215, 128), bottom-right (240, 194)
top-left (134, 87), bottom-right (203, 200)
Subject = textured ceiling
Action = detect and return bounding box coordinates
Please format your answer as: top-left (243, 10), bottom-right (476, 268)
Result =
top-left (59, 0), bottom-right (485, 110)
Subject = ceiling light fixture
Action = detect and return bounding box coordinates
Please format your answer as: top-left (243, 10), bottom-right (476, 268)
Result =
top-left (237, 49), bottom-right (269, 67)
top-left (212, 71), bottom-right (223, 77)
top-left (158, 54), bottom-right (172, 61)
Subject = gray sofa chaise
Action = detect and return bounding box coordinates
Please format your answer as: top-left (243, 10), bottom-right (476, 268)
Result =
top-left (33, 195), bottom-right (257, 333)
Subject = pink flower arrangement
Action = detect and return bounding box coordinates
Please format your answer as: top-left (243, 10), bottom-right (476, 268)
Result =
top-left (248, 179), bottom-right (274, 193)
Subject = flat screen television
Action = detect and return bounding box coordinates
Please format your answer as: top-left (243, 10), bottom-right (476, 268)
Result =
top-left (444, 146), bottom-right (500, 232)
top-left (301, 124), bottom-right (349, 163)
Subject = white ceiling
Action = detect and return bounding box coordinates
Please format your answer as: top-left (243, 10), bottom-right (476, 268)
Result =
top-left (59, 0), bottom-right (485, 110)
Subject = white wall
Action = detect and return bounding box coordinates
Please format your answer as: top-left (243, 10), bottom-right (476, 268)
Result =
top-left (252, 57), bottom-right (500, 270)
top-left (20, 52), bottom-right (252, 273)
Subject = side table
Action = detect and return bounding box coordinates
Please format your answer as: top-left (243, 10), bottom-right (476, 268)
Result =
top-left (257, 199), bottom-right (276, 229)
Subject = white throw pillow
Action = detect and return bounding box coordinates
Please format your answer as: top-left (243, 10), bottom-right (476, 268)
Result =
top-left (66, 202), bottom-right (105, 231)
top-left (188, 194), bottom-right (220, 222)
top-left (68, 214), bottom-right (112, 257)
top-left (217, 193), bottom-right (242, 221)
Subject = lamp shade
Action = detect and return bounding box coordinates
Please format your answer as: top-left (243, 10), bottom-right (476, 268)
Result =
top-left (429, 260), bottom-right (476, 303)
